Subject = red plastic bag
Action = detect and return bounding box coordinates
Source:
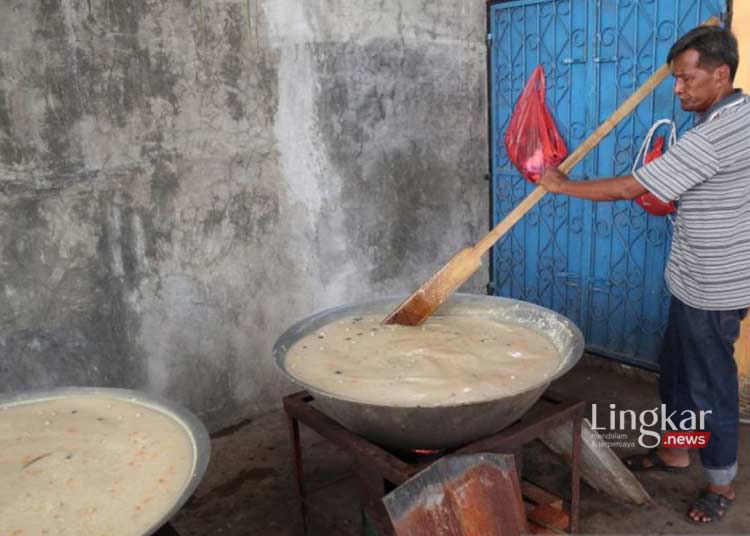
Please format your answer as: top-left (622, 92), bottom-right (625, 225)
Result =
top-left (635, 136), bottom-right (676, 216)
top-left (504, 66), bottom-right (568, 182)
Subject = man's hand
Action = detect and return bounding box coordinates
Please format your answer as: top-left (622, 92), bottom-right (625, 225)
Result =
top-left (539, 166), bottom-right (569, 194)
top-left (537, 169), bottom-right (647, 201)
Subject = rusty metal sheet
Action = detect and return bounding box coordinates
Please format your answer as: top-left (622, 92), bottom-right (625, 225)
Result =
top-left (383, 453), bottom-right (527, 536)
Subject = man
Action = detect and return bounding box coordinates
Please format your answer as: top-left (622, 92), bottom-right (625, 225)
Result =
top-left (539, 26), bottom-right (749, 524)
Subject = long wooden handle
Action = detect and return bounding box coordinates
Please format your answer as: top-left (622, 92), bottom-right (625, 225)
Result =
top-left (474, 16), bottom-right (719, 257)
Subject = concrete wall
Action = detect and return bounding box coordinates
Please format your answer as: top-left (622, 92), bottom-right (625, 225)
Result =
top-left (0, 1), bottom-right (488, 429)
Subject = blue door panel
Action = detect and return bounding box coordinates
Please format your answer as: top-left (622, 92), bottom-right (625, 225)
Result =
top-left (489, 0), bottom-right (727, 368)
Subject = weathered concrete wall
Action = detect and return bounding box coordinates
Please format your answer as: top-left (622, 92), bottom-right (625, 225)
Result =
top-left (0, 0), bottom-right (488, 429)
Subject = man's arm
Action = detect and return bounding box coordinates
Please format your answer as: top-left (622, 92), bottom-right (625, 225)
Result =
top-left (539, 167), bottom-right (648, 201)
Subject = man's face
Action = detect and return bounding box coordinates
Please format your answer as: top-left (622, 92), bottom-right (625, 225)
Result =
top-left (672, 49), bottom-right (727, 112)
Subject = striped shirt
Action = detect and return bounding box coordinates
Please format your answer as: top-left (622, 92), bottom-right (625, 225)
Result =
top-left (633, 91), bottom-right (750, 310)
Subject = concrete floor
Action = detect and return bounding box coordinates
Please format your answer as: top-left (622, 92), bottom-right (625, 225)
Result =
top-left (171, 355), bottom-right (750, 535)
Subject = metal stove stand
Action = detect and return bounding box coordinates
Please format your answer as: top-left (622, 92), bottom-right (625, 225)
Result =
top-left (284, 390), bottom-right (585, 535)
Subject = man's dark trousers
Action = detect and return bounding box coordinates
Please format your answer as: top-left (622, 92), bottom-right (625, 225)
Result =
top-left (659, 296), bottom-right (748, 484)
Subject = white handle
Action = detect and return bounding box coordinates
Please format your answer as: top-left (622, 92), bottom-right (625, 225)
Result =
top-left (631, 119), bottom-right (677, 174)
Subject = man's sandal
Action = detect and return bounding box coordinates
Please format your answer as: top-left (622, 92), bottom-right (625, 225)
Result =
top-left (687, 490), bottom-right (734, 524)
top-left (622, 450), bottom-right (689, 473)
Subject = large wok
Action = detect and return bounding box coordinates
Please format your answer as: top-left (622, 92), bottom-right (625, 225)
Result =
top-left (0, 387), bottom-right (210, 536)
top-left (274, 293), bottom-right (584, 450)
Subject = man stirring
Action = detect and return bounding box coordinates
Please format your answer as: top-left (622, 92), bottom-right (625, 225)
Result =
top-left (539, 26), bottom-right (750, 524)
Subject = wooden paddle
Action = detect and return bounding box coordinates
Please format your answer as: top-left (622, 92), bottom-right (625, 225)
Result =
top-left (383, 17), bottom-right (719, 326)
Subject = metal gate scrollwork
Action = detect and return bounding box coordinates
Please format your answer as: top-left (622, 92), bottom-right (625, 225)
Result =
top-left (489, 0), bottom-right (727, 368)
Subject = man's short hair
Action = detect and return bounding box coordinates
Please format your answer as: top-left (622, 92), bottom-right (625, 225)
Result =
top-left (667, 26), bottom-right (739, 81)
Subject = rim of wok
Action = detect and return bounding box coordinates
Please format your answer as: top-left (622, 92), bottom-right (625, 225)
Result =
top-left (274, 293), bottom-right (584, 408)
top-left (0, 386), bottom-right (211, 536)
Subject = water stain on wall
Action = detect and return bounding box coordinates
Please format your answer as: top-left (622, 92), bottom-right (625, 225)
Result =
top-left (222, 3), bottom-right (246, 121)
top-left (1, 194), bottom-right (148, 391)
top-left (34, 1), bottom-right (86, 178)
top-left (313, 39), bottom-right (485, 285)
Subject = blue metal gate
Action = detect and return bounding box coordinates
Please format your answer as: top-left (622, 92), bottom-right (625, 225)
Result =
top-left (488, 0), bottom-right (728, 368)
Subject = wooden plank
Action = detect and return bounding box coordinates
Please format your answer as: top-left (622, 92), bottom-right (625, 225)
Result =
top-left (522, 481), bottom-right (563, 510)
top-left (527, 504), bottom-right (569, 533)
